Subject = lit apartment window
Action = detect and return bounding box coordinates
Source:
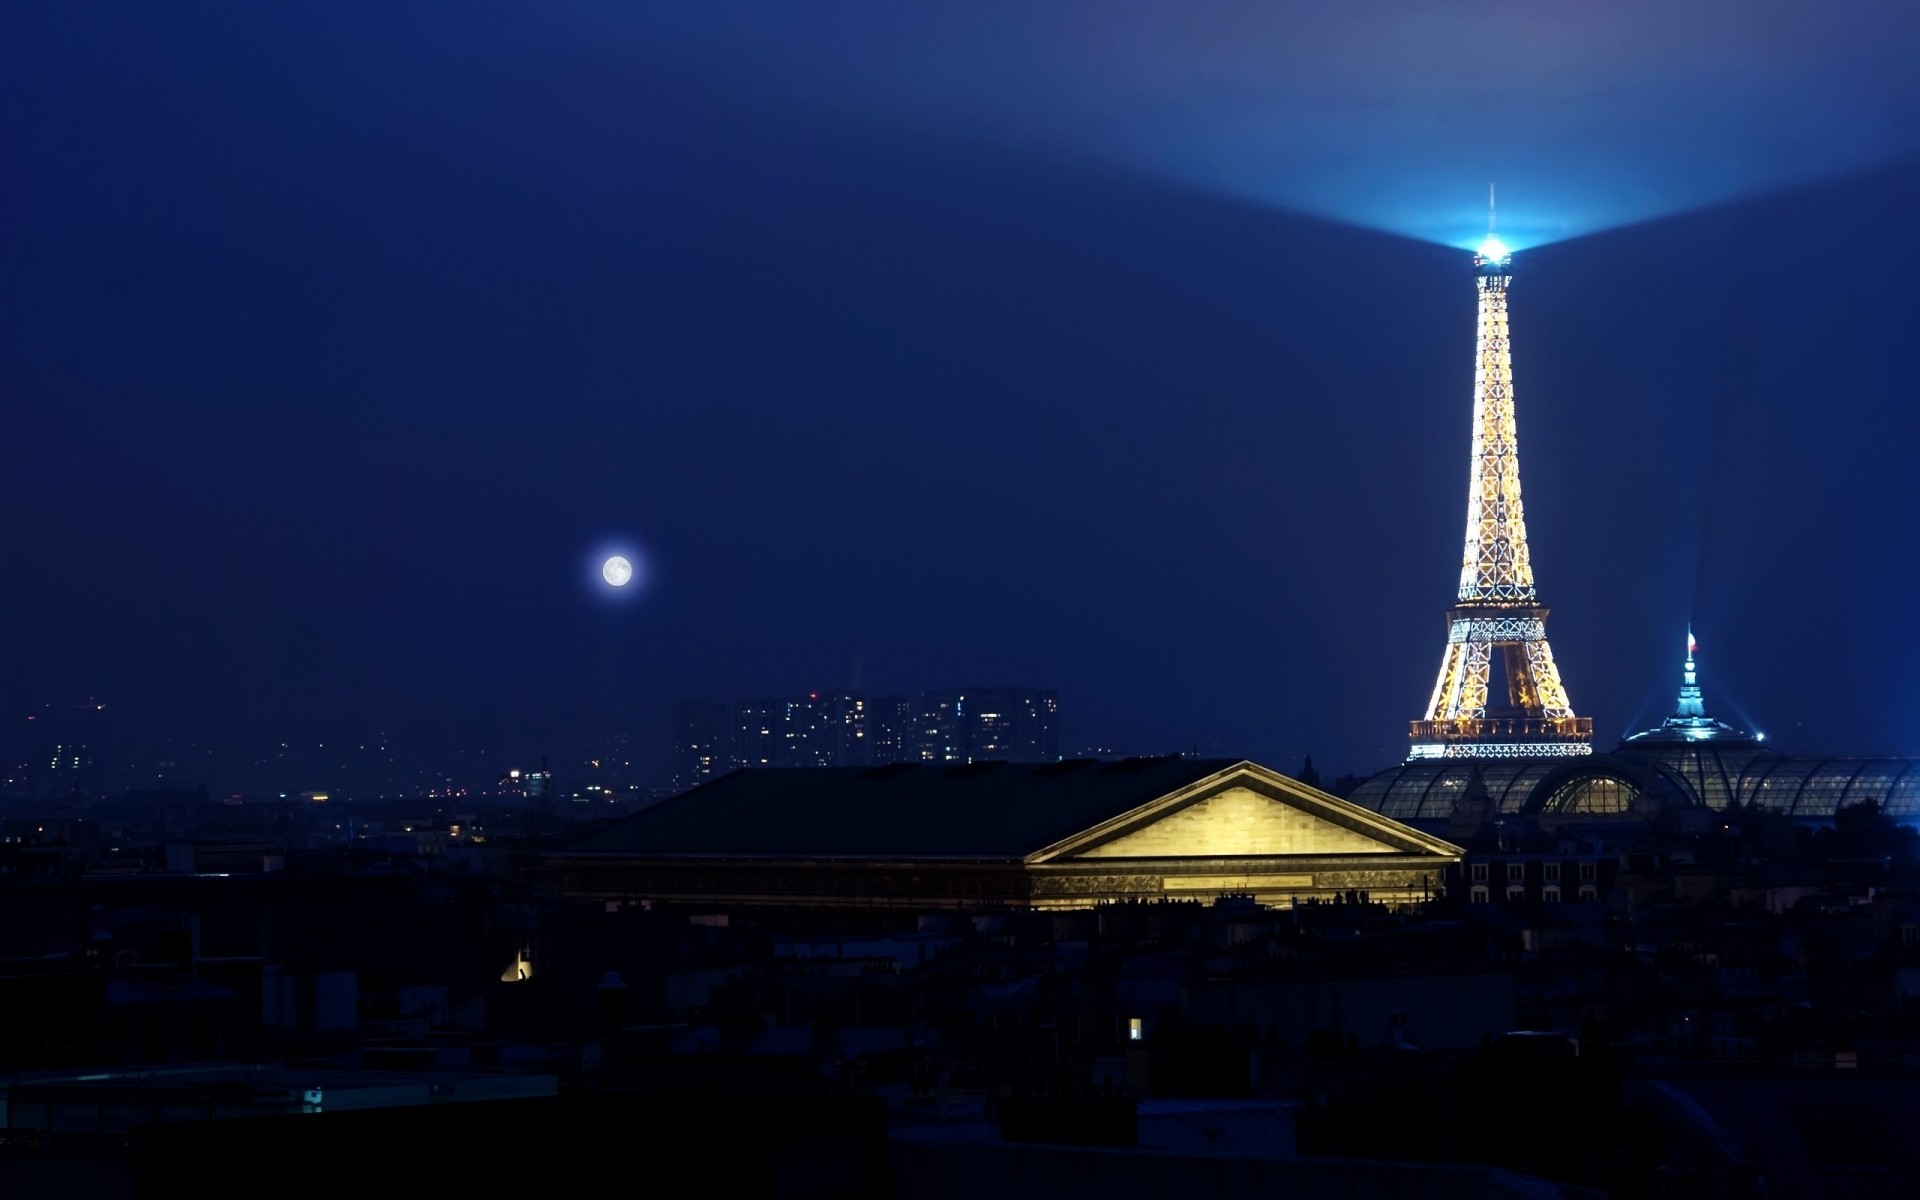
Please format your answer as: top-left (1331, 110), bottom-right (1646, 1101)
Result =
top-left (1579, 862), bottom-right (1597, 882)
top-left (1544, 863), bottom-right (1561, 882)
top-left (1543, 886), bottom-right (1562, 903)
top-left (1507, 863), bottom-right (1525, 883)
top-left (1471, 863), bottom-right (1489, 883)
top-left (1128, 1018), bottom-right (1143, 1042)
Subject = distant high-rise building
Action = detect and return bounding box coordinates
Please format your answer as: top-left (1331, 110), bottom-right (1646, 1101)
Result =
top-left (733, 700), bottom-right (781, 769)
top-left (676, 686), bottom-right (1057, 784)
top-left (873, 692), bottom-right (965, 764)
top-left (829, 692), bottom-right (870, 767)
top-left (39, 698), bottom-right (106, 798)
top-left (769, 692), bottom-right (869, 768)
top-left (870, 688), bottom-right (1057, 765)
top-left (777, 694), bottom-right (835, 768)
top-left (672, 702), bottom-right (733, 790)
top-left (729, 694), bottom-right (855, 770)
top-left (866, 695), bottom-right (919, 765)
top-left (957, 688), bottom-right (1059, 762)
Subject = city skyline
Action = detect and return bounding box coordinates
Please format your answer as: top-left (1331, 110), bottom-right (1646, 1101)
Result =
top-left (7, 6), bottom-right (1920, 796)
top-left (7, 11), bottom-right (1920, 1193)
top-left (675, 686), bottom-right (1061, 791)
top-left (11, 175), bottom-right (1920, 793)
top-left (0, 604), bottom-right (1881, 801)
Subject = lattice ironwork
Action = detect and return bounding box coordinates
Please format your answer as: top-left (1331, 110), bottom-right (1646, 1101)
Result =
top-left (1458, 270), bottom-right (1535, 603)
top-left (1407, 738), bottom-right (1593, 761)
top-left (1446, 615), bottom-right (1547, 643)
top-left (1410, 242), bottom-right (1589, 762)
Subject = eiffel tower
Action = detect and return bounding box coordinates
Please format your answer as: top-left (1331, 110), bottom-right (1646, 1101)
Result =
top-left (1408, 193), bottom-right (1592, 761)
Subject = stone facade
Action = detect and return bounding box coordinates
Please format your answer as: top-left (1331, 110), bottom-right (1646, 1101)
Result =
top-left (550, 762), bottom-right (1462, 911)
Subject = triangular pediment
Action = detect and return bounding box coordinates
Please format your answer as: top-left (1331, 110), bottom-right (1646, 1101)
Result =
top-left (1029, 761), bottom-right (1461, 863)
top-left (1076, 786), bottom-right (1389, 857)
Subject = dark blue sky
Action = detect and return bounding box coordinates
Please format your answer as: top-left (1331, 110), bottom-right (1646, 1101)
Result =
top-left (5, 4), bottom-right (1919, 792)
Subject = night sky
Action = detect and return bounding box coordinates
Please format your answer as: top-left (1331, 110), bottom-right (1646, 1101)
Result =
top-left (6, 4), bottom-right (1920, 793)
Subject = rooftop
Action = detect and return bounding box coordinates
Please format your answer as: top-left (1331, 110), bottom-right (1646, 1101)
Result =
top-left (558, 758), bottom-right (1245, 860)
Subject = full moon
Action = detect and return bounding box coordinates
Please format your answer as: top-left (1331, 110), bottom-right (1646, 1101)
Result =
top-left (601, 555), bottom-right (633, 587)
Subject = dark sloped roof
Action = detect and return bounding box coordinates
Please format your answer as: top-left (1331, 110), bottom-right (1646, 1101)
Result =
top-left (560, 758), bottom-right (1242, 859)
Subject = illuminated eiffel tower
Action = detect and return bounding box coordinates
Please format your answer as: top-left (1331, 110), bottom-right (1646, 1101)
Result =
top-left (1408, 193), bottom-right (1592, 761)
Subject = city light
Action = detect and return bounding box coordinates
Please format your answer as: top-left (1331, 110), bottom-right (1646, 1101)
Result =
top-left (1476, 235), bottom-right (1510, 262)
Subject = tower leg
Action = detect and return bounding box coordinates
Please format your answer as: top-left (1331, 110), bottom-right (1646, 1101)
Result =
top-left (1520, 638), bottom-right (1574, 719)
top-left (1425, 637), bottom-right (1492, 722)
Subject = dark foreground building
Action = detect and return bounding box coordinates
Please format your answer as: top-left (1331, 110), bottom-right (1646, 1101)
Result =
top-left (549, 758), bottom-right (1460, 910)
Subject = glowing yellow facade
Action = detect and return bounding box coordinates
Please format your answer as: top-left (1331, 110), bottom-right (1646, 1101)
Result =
top-left (553, 761), bottom-right (1463, 910)
top-left (1411, 244), bottom-right (1591, 761)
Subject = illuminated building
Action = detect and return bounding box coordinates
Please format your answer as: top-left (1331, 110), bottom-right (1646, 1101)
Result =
top-left (38, 698), bottom-right (107, 798)
top-left (871, 692), bottom-right (964, 763)
top-left (863, 695), bottom-right (914, 763)
top-left (671, 701), bottom-right (733, 791)
top-left (1621, 628), bottom-right (1757, 747)
top-left (733, 699), bottom-right (780, 768)
top-left (778, 694), bottom-right (836, 767)
top-left (551, 758), bottom-right (1461, 910)
top-left (706, 692), bottom-right (869, 775)
top-left (776, 691), bottom-right (869, 767)
top-left (959, 688), bottom-right (1060, 762)
top-left (497, 761), bottom-right (553, 801)
top-left (693, 687), bottom-right (1058, 775)
top-left (1610, 633), bottom-right (1920, 817)
top-left (1408, 231), bottom-right (1592, 762)
top-left (768, 692), bottom-right (865, 768)
top-left (869, 688), bottom-right (1058, 765)
top-left (830, 692), bottom-right (870, 766)
top-left (1356, 629), bottom-right (1920, 821)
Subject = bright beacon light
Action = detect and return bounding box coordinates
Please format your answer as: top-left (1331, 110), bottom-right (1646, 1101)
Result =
top-left (1477, 235), bottom-right (1510, 262)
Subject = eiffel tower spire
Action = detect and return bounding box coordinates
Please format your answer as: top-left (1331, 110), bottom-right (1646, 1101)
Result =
top-left (1409, 227), bottom-right (1593, 761)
